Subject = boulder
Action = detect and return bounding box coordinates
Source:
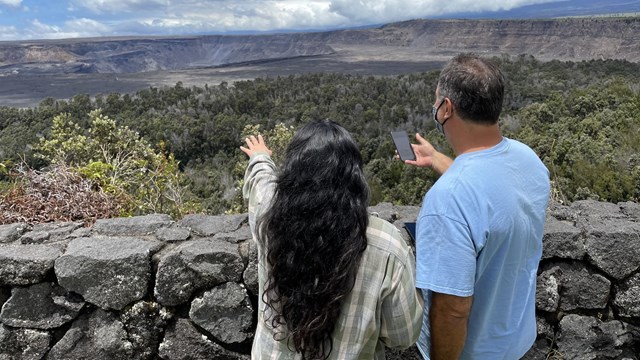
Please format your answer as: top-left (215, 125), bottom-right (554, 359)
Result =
top-left (0, 282), bottom-right (84, 329)
top-left (47, 309), bottom-right (134, 360)
top-left (521, 338), bottom-right (552, 360)
top-left (571, 200), bottom-right (629, 226)
top-left (542, 216), bottom-right (584, 260)
top-left (120, 301), bottom-right (172, 360)
top-left (0, 244), bottom-right (63, 285)
top-left (0, 223), bottom-right (28, 244)
top-left (0, 324), bottom-right (51, 360)
top-left (536, 266), bottom-right (561, 312)
top-left (19, 230), bottom-right (50, 244)
top-left (546, 199), bottom-right (577, 222)
top-left (20, 221), bottom-right (83, 244)
top-left (158, 318), bottom-right (250, 360)
top-left (155, 226), bottom-right (190, 242)
top-left (93, 214), bottom-right (172, 236)
top-left (242, 239), bottom-right (259, 297)
top-left (570, 200), bottom-right (640, 279)
top-left (213, 224), bottom-right (252, 244)
top-left (154, 239), bottom-right (244, 306)
top-left (189, 282), bottom-right (254, 344)
top-left (614, 272), bottom-right (640, 318)
top-left (178, 213), bottom-right (246, 237)
top-left (0, 287), bottom-right (9, 307)
top-left (536, 316), bottom-right (554, 340)
top-left (557, 314), bottom-right (638, 360)
top-left (583, 221), bottom-right (640, 280)
top-left (393, 205), bottom-right (421, 223)
top-left (368, 202), bottom-right (398, 223)
top-left (618, 201), bottom-right (640, 220)
top-left (55, 236), bottom-right (162, 310)
top-left (550, 263), bottom-right (611, 311)
top-left (69, 227), bottom-right (92, 238)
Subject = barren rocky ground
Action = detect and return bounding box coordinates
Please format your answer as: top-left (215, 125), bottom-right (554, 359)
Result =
top-left (0, 53), bottom-right (445, 108)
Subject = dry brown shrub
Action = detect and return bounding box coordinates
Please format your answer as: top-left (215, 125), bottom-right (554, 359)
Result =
top-left (0, 164), bottom-right (125, 226)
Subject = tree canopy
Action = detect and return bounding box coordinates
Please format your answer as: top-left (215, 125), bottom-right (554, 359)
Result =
top-left (1, 55), bottom-right (638, 223)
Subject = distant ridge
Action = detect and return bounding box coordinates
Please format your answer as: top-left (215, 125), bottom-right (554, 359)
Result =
top-left (440, 0), bottom-right (640, 19)
top-left (0, 17), bottom-right (638, 77)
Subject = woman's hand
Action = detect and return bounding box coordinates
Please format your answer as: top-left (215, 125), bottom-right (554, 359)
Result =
top-left (240, 134), bottom-right (272, 158)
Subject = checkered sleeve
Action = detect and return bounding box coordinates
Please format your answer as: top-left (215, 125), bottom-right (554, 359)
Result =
top-left (379, 245), bottom-right (424, 349)
top-left (242, 152), bottom-right (277, 239)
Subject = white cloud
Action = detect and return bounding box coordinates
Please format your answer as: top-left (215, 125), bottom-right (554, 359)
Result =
top-left (130, 0), bottom-right (562, 33)
top-left (328, 0), bottom-right (560, 23)
top-left (2, 0), bottom-right (566, 40)
top-left (65, 18), bottom-right (112, 34)
top-left (75, 1), bottom-right (347, 35)
top-left (127, 0), bottom-right (559, 33)
top-left (0, 0), bottom-right (21, 7)
top-left (0, 25), bottom-right (20, 41)
top-left (69, 0), bottom-right (170, 14)
top-left (162, 1), bottom-right (345, 31)
top-left (18, 18), bottom-right (112, 40)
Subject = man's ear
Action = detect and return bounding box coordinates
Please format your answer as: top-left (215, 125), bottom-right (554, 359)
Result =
top-left (444, 97), bottom-right (454, 118)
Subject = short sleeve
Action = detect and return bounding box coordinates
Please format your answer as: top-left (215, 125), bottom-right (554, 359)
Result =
top-left (415, 213), bottom-right (476, 297)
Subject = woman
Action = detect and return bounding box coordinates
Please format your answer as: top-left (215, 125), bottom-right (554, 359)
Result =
top-left (241, 120), bottom-right (422, 359)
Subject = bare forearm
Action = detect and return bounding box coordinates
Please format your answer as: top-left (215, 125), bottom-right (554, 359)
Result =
top-left (430, 310), bottom-right (467, 360)
top-left (429, 293), bottom-right (472, 360)
top-left (431, 152), bottom-right (453, 175)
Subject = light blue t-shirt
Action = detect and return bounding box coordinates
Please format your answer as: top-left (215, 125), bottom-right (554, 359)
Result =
top-left (415, 137), bottom-right (550, 360)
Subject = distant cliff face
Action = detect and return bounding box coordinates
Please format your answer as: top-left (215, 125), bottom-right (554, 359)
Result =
top-left (0, 17), bottom-right (638, 75)
top-left (0, 34), bottom-right (336, 74)
top-left (380, 18), bottom-right (640, 61)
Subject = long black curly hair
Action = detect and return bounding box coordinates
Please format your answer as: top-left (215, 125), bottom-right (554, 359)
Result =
top-left (257, 120), bottom-right (370, 359)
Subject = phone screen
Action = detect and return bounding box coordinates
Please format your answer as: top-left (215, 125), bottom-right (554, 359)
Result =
top-left (391, 131), bottom-right (416, 161)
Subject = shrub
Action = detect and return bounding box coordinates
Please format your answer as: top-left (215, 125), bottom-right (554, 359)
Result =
top-left (34, 109), bottom-right (201, 218)
top-left (0, 164), bottom-right (124, 225)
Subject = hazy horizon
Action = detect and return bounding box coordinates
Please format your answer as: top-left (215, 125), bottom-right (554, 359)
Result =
top-left (1, 0), bottom-right (639, 42)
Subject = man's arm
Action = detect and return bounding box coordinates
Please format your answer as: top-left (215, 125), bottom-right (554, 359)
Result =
top-left (429, 292), bottom-right (473, 360)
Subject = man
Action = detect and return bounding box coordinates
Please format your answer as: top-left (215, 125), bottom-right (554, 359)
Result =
top-left (404, 53), bottom-right (550, 359)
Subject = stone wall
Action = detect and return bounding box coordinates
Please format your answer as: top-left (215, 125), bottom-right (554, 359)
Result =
top-left (0, 200), bottom-right (638, 360)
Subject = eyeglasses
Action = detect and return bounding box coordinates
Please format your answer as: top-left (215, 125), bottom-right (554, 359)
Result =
top-left (432, 97), bottom-right (450, 135)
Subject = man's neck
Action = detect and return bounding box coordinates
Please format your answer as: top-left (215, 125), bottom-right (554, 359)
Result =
top-left (450, 121), bottom-right (503, 156)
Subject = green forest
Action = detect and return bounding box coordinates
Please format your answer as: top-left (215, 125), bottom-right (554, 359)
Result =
top-left (1, 55), bottom-right (639, 224)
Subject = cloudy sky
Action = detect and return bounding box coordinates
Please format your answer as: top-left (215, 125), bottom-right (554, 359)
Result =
top-left (0, 0), bottom-right (595, 41)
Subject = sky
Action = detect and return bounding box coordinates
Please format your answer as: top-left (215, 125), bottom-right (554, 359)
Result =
top-left (0, 0), bottom-right (632, 41)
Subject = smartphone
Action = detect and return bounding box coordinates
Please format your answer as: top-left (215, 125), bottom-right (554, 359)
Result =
top-left (391, 131), bottom-right (416, 161)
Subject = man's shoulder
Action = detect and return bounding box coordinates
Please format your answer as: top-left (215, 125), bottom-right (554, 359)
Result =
top-left (504, 138), bottom-right (543, 160)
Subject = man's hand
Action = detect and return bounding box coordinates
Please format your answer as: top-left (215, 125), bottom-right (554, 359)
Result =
top-left (404, 133), bottom-right (453, 175)
top-left (240, 134), bottom-right (272, 158)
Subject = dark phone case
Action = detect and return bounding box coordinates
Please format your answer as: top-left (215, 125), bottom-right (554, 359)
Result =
top-left (391, 131), bottom-right (416, 161)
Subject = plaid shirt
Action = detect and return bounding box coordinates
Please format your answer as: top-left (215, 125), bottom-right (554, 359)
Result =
top-left (243, 152), bottom-right (423, 359)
